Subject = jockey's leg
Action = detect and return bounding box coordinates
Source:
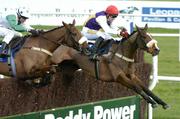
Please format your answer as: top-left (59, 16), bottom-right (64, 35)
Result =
top-left (89, 37), bottom-right (104, 60)
top-left (93, 36), bottom-right (104, 53)
top-left (0, 30), bottom-right (14, 57)
top-left (97, 39), bottom-right (113, 54)
top-left (0, 29), bottom-right (22, 57)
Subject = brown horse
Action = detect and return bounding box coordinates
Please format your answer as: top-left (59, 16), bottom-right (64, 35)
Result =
top-left (0, 20), bottom-right (83, 83)
top-left (52, 24), bottom-right (169, 109)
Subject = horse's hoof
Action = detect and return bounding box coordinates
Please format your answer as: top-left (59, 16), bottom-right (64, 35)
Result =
top-left (151, 103), bottom-right (158, 108)
top-left (163, 104), bottom-right (170, 110)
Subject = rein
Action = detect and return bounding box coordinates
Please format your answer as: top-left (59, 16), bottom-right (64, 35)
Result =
top-left (109, 40), bottom-right (122, 62)
top-left (23, 25), bottom-right (81, 57)
top-left (22, 27), bottom-right (69, 56)
top-left (38, 33), bottom-right (63, 46)
top-left (108, 36), bottom-right (136, 63)
top-left (66, 26), bottom-right (81, 51)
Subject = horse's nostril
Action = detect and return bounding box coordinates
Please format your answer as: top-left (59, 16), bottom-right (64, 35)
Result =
top-left (152, 49), bottom-right (160, 56)
top-left (155, 48), bottom-right (160, 52)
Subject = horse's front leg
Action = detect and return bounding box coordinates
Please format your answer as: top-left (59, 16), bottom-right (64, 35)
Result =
top-left (130, 74), bottom-right (169, 109)
top-left (115, 71), bottom-right (158, 107)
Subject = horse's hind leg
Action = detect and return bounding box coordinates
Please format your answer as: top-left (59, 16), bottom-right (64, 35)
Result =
top-left (116, 72), bottom-right (158, 107)
top-left (131, 75), bottom-right (169, 109)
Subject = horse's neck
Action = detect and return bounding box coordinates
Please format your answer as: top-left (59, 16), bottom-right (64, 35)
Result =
top-left (44, 27), bottom-right (65, 41)
top-left (116, 34), bottom-right (138, 59)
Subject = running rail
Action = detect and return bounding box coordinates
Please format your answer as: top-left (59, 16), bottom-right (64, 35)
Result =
top-left (148, 56), bottom-right (158, 119)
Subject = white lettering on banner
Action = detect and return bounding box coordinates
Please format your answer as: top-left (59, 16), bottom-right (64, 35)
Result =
top-left (143, 17), bottom-right (166, 22)
top-left (94, 105), bottom-right (136, 119)
top-left (173, 17), bottom-right (180, 22)
top-left (149, 8), bottom-right (180, 15)
top-left (45, 114), bottom-right (56, 119)
top-left (44, 104), bottom-right (136, 119)
top-left (44, 109), bottom-right (91, 119)
top-left (142, 16), bottom-right (180, 23)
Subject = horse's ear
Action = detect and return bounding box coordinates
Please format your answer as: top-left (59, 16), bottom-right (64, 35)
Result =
top-left (72, 19), bottom-right (76, 26)
top-left (62, 21), bottom-right (68, 28)
top-left (144, 24), bottom-right (148, 31)
top-left (135, 24), bottom-right (140, 32)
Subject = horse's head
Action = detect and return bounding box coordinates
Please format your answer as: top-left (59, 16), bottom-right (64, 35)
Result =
top-left (130, 24), bottom-right (160, 56)
top-left (62, 20), bottom-right (87, 50)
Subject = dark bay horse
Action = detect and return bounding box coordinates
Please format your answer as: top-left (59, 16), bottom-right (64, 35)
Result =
top-left (0, 20), bottom-right (84, 81)
top-left (51, 24), bottom-right (169, 109)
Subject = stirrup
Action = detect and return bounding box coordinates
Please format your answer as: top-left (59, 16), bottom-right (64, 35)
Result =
top-left (0, 51), bottom-right (9, 58)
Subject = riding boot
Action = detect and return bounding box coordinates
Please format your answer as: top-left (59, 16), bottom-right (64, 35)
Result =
top-left (0, 42), bottom-right (9, 57)
top-left (89, 37), bottom-right (104, 60)
top-left (98, 39), bottom-right (113, 54)
top-left (81, 47), bottom-right (91, 56)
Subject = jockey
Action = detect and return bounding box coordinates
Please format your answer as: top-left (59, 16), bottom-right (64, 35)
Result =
top-left (80, 5), bottom-right (129, 57)
top-left (0, 7), bottom-right (37, 57)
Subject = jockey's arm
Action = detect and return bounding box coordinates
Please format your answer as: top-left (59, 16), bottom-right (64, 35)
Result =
top-left (96, 16), bottom-right (119, 35)
top-left (6, 14), bottom-right (28, 32)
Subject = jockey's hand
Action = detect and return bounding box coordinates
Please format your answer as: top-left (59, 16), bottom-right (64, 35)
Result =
top-left (120, 28), bottom-right (129, 38)
top-left (29, 29), bottom-right (40, 36)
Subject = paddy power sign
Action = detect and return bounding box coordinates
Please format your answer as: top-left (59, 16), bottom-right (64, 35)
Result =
top-left (4, 96), bottom-right (140, 119)
top-left (45, 105), bottom-right (137, 119)
top-left (43, 96), bottom-right (140, 119)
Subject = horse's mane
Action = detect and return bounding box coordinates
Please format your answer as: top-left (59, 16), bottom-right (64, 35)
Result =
top-left (44, 25), bottom-right (64, 33)
top-left (129, 30), bottom-right (137, 37)
top-left (116, 30), bottom-right (137, 43)
top-left (43, 23), bottom-right (74, 33)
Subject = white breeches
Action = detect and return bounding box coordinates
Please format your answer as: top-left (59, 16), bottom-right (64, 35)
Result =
top-left (0, 75), bottom-right (4, 79)
top-left (81, 27), bottom-right (121, 43)
top-left (81, 27), bottom-right (113, 40)
top-left (0, 27), bottom-right (22, 44)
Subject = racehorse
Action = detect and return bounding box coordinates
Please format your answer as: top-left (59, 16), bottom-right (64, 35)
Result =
top-left (0, 20), bottom-right (84, 84)
top-left (51, 24), bottom-right (169, 109)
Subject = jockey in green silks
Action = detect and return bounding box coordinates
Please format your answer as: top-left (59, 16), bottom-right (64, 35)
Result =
top-left (0, 7), bottom-right (37, 57)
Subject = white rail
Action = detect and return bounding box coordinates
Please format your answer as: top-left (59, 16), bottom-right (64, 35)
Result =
top-left (150, 75), bottom-right (180, 81)
top-left (151, 33), bottom-right (180, 37)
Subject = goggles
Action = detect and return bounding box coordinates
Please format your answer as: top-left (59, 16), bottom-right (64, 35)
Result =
top-left (111, 15), bottom-right (118, 18)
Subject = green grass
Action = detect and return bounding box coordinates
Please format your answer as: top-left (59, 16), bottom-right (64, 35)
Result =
top-left (144, 36), bottom-right (180, 76)
top-left (143, 28), bottom-right (180, 118)
top-left (153, 81), bottom-right (180, 119)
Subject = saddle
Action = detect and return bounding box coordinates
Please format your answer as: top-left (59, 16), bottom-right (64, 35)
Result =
top-left (10, 35), bottom-right (28, 50)
top-left (87, 37), bottom-right (113, 60)
top-left (0, 35), bottom-right (28, 59)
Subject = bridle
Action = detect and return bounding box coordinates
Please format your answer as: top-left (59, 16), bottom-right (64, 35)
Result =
top-left (25, 25), bottom-right (81, 56)
top-left (109, 30), bottom-right (150, 63)
top-left (64, 24), bottom-right (82, 51)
